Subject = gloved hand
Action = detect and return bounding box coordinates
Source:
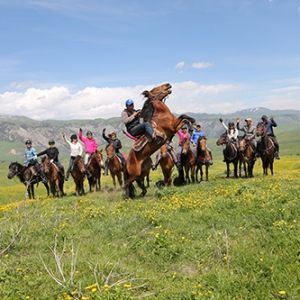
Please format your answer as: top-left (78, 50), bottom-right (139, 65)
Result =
top-left (33, 155), bottom-right (37, 160)
top-left (102, 128), bottom-right (106, 134)
top-left (219, 118), bottom-right (223, 123)
top-left (270, 116), bottom-right (274, 120)
top-left (79, 128), bottom-right (82, 132)
top-left (50, 159), bottom-right (54, 163)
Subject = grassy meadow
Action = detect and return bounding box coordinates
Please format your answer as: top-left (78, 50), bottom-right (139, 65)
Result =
top-left (1, 151), bottom-right (300, 299)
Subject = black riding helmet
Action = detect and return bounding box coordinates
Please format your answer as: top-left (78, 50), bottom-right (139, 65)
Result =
top-left (71, 134), bottom-right (77, 141)
top-left (86, 131), bottom-right (93, 137)
top-left (228, 122), bottom-right (234, 127)
top-left (25, 139), bottom-right (32, 145)
top-left (48, 139), bottom-right (55, 145)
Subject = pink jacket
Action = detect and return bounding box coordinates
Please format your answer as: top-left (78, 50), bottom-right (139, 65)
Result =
top-left (79, 131), bottom-right (98, 153)
top-left (177, 130), bottom-right (189, 146)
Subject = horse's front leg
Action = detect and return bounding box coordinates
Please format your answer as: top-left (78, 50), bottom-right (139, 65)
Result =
top-left (226, 162), bottom-right (230, 178)
top-left (136, 179), bottom-right (147, 197)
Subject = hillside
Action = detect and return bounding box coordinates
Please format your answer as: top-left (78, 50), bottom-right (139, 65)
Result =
top-left (0, 107), bottom-right (299, 163)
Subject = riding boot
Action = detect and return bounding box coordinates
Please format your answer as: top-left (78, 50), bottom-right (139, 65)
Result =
top-left (208, 150), bottom-right (213, 165)
top-left (85, 166), bottom-right (92, 178)
top-left (103, 160), bottom-right (109, 176)
top-left (275, 152), bottom-right (281, 160)
top-left (40, 172), bottom-right (48, 184)
top-left (152, 163), bottom-right (158, 171)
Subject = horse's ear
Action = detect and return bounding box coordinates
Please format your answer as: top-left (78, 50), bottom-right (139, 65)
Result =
top-left (142, 90), bottom-right (150, 97)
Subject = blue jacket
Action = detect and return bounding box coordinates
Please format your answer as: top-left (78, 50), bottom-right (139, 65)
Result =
top-left (24, 147), bottom-right (38, 166)
top-left (264, 119), bottom-right (277, 136)
top-left (190, 129), bottom-right (206, 144)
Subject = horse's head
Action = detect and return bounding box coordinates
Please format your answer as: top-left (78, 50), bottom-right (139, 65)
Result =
top-left (105, 143), bottom-right (115, 160)
top-left (181, 138), bottom-right (190, 155)
top-left (160, 144), bottom-right (168, 157)
top-left (197, 136), bottom-right (207, 151)
top-left (94, 149), bottom-right (104, 167)
top-left (216, 133), bottom-right (228, 146)
top-left (141, 83), bottom-right (172, 123)
top-left (41, 156), bottom-right (51, 174)
top-left (256, 122), bottom-right (266, 137)
top-left (7, 162), bottom-right (19, 179)
top-left (238, 137), bottom-right (247, 151)
top-left (74, 156), bottom-right (86, 173)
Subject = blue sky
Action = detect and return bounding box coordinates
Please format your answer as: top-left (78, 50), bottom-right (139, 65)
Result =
top-left (1, 0), bottom-right (300, 120)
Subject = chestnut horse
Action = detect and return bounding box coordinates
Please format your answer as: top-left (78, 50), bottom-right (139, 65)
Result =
top-left (195, 136), bottom-right (212, 182)
top-left (106, 143), bottom-right (124, 189)
top-left (256, 122), bottom-right (275, 175)
top-left (179, 137), bottom-right (195, 184)
top-left (41, 156), bottom-right (65, 198)
top-left (238, 137), bottom-right (255, 178)
top-left (71, 155), bottom-right (86, 196)
top-left (159, 144), bottom-right (173, 186)
top-left (139, 157), bottom-right (152, 188)
top-left (7, 162), bottom-right (50, 199)
top-left (125, 83), bottom-right (195, 198)
top-left (87, 150), bottom-right (103, 192)
top-left (216, 133), bottom-right (239, 178)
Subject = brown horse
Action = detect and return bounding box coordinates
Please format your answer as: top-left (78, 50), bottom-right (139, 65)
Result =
top-left (179, 137), bottom-right (196, 184)
top-left (41, 156), bottom-right (65, 198)
top-left (159, 144), bottom-right (173, 186)
top-left (216, 133), bottom-right (239, 178)
top-left (87, 150), bottom-right (103, 192)
top-left (195, 136), bottom-right (212, 182)
top-left (71, 155), bottom-right (86, 196)
top-left (125, 83), bottom-right (195, 198)
top-left (256, 122), bottom-right (275, 175)
top-left (139, 157), bottom-right (152, 188)
top-left (105, 143), bottom-right (124, 189)
top-left (238, 137), bottom-right (255, 178)
top-left (7, 162), bottom-right (50, 199)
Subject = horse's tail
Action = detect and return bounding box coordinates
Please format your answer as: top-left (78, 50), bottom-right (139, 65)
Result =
top-left (123, 166), bottom-right (136, 199)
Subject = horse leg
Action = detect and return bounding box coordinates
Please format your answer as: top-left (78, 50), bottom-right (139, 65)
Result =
top-left (136, 179), bottom-right (147, 197)
top-left (191, 165), bottom-right (195, 183)
top-left (226, 162), bottom-right (230, 178)
top-left (234, 161), bottom-right (238, 178)
top-left (205, 164), bottom-right (209, 181)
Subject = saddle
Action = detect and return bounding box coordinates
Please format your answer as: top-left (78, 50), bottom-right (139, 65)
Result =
top-left (29, 166), bottom-right (38, 176)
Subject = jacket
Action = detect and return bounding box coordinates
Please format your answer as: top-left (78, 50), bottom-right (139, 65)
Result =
top-left (63, 135), bottom-right (83, 157)
top-left (102, 133), bottom-right (122, 153)
top-left (37, 147), bottom-right (59, 161)
top-left (79, 131), bottom-right (98, 153)
top-left (24, 147), bottom-right (38, 166)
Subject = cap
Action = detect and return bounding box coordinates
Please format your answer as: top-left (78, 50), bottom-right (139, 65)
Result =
top-left (25, 139), bottom-right (32, 145)
top-left (196, 124), bottom-right (201, 127)
top-left (110, 131), bottom-right (117, 136)
top-left (125, 99), bottom-right (134, 106)
top-left (182, 125), bottom-right (188, 129)
top-left (245, 118), bottom-right (252, 122)
top-left (261, 115), bottom-right (268, 120)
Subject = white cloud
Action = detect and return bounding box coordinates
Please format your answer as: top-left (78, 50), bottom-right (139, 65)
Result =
top-left (175, 61), bottom-right (185, 69)
top-left (5, 80), bottom-right (36, 89)
top-left (192, 62), bottom-right (213, 69)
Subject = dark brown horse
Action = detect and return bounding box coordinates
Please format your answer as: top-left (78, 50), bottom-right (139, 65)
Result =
top-left (7, 162), bottom-right (49, 199)
top-left (87, 150), bottom-right (103, 192)
top-left (195, 136), bottom-right (212, 182)
top-left (179, 137), bottom-right (196, 184)
top-left (238, 137), bottom-right (255, 178)
top-left (256, 122), bottom-right (275, 175)
top-left (216, 133), bottom-right (239, 178)
top-left (106, 143), bottom-right (124, 189)
top-left (125, 83), bottom-right (195, 198)
top-left (71, 155), bottom-right (86, 196)
top-left (159, 144), bottom-right (173, 186)
top-left (41, 156), bottom-right (65, 198)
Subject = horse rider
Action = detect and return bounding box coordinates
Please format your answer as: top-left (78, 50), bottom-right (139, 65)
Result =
top-left (62, 133), bottom-right (83, 181)
top-left (236, 117), bottom-right (257, 159)
top-left (37, 139), bottom-right (64, 175)
top-left (257, 115), bottom-right (280, 159)
top-left (152, 140), bottom-right (179, 170)
top-left (121, 99), bottom-right (161, 143)
top-left (23, 139), bottom-right (48, 183)
top-left (219, 118), bottom-right (239, 162)
top-left (79, 128), bottom-right (97, 177)
top-left (190, 124), bottom-right (213, 165)
top-left (102, 129), bottom-right (126, 175)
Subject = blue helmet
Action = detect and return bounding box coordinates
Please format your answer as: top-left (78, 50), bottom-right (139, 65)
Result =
top-left (125, 99), bottom-right (134, 106)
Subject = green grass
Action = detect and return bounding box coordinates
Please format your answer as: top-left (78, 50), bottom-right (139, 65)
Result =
top-left (1, 156), bottom-right (300, 299)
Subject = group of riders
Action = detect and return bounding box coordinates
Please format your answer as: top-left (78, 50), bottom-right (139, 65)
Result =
top-left (219, 114), bottom-right (280, 161)
top-left (23, 98), bottom-right (280, 184)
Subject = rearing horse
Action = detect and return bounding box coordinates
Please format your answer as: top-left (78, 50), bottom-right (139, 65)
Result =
top-left (125, 83), bottom-right (195, 199)
top-left (216, 133), bottom-right (239, 178)
top-left (256, 122), bottom-right (275, 175)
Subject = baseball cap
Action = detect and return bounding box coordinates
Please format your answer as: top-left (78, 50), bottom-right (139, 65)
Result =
top-left (245, 118), bottom-right (252, 121)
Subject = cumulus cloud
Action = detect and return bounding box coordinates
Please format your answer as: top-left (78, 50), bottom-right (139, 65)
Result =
top-left (1, 80), bottom-right (299, 120)
top-left (192, 62), bottom-right (213, 69)
top-left (175, 61), bottom-right (185, 69)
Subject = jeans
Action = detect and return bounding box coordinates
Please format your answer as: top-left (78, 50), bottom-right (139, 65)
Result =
top-left (129, 122), bottom-right (154, 139)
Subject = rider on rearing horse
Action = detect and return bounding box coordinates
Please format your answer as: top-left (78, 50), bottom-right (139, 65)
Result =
top-left (121, 99), bottom-right (161, 143)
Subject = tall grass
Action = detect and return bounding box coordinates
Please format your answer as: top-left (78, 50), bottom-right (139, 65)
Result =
top-left (0, 157), bottom-right (300, 299)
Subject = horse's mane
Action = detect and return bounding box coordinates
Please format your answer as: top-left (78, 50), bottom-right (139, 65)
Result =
top-left (141, 91), bottom-right (154, 123)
